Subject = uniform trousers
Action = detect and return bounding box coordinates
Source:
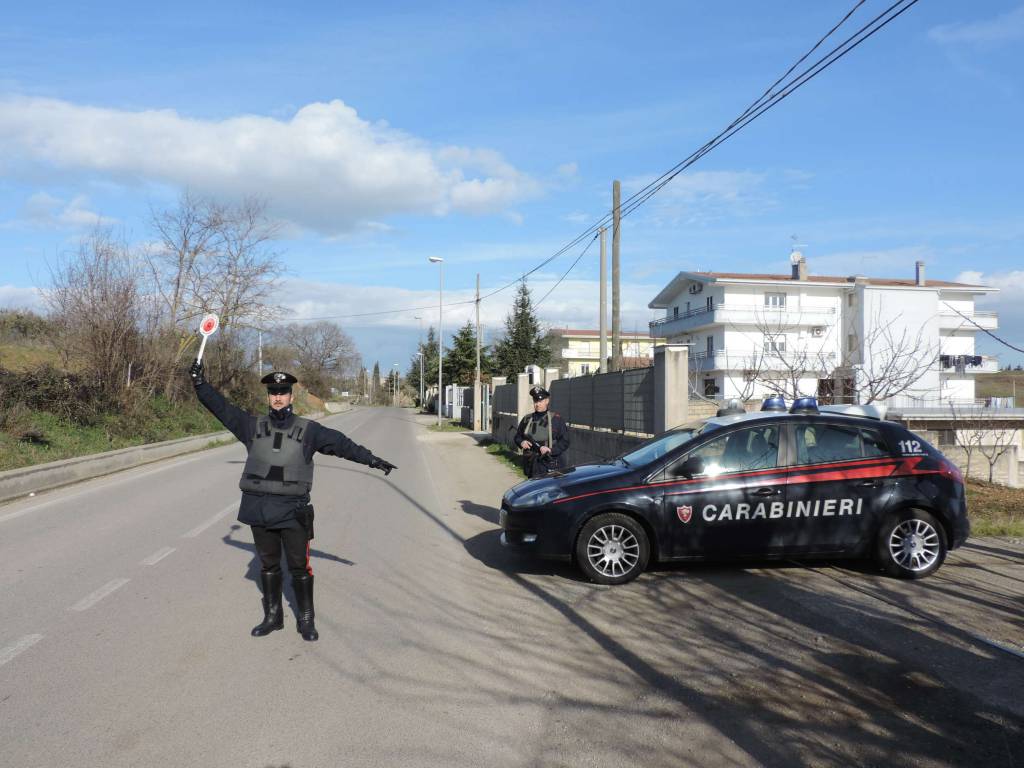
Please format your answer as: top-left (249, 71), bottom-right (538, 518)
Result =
top-left (251, 524), bottom-right (312, 578)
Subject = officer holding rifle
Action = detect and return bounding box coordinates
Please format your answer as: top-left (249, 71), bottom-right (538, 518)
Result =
top-left (514, 385), bottom-right (570, 478)
top-left (189, 361), bottom-right (396, 642)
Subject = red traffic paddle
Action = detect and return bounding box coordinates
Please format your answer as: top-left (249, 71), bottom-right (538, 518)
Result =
top-left (196, 313), bottom-right (220, 363)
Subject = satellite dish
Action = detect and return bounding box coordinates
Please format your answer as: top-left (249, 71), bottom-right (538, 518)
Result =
top-left (790, 250), bottom-right (804, 264)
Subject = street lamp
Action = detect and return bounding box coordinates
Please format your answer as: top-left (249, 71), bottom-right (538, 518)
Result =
top-left (429, 256), bottom-right (444, 425)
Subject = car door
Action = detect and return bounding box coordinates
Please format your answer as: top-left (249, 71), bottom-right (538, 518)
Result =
top-left (783, 419), bottom-right (896, 553)
top-left (659, 423), bottom-right (787, 558)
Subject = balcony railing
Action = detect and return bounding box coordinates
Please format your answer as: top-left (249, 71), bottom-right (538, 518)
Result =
top-left (690, 349), bottom-right (837, 372)
top-left (938, 310), bottom-right (998, 330)
top-left (650, 304), bottom-right (837, 337)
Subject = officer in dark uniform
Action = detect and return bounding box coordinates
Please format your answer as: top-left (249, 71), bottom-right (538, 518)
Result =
top-left (513, 385), bottom-right (570, 478)
top-left (189, 360), bottom-right (396, 642)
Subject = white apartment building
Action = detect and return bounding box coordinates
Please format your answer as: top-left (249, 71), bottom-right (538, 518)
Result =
top-left (548, 328), bottom-right (665, 377)
top-left (647, 257), bottom-right (999, 406)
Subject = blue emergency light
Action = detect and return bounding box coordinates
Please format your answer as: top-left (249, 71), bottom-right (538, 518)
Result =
top-left (790, 396), bottom-right (819, 414)
top-left (761, 395), bottom-right (786, 412)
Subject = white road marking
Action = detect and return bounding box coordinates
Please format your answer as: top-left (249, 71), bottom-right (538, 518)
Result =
top-left (140, 546), bottom-right (176, 566)
top-left (0, 634), bottom-right (43, 667)
top-left (70, 578), bottom-right (130, 612)
top-left (182, 503), bottom-right (237, 538)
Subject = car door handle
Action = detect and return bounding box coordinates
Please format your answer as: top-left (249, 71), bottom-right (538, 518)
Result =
top-left (753, 487), bottom-right (781, 497)
top-left (857, 480), bottom-right (881, 488)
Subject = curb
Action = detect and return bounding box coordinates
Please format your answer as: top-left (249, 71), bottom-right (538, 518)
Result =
top-left (0, 404), bottom-right (353, 505)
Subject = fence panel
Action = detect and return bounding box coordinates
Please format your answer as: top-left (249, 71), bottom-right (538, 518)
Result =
top-left (550, 379), bottom-right (572, 424)
top-left (592, 373), bottom-right (624, 431)
top-left (623, 367), bottom-right (655, 434)
top-left (569, 376), bottom-right (594, 427)
top-left (493, 383), bottom-right (518, 415)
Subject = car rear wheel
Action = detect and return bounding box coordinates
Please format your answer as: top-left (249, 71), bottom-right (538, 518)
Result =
top-left (575, 513), bottom-right (650, 585)
top-left (876, 509), bottom-right (947, 579)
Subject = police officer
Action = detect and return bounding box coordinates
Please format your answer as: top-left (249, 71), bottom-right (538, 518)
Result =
top-left (189, 360), bottom-right (396, 642)
top-left (513, 385), bottom-right (570, 478)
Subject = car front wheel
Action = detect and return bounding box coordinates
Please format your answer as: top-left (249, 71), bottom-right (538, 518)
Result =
top-left (575, 513), bottom-right (650, 585)
top-left (876, 509), bottom-right (947, 579)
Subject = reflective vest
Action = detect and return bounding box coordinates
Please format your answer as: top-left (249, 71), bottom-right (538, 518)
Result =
top-left (239, 416), bottom-right (314, 496)
top-left (525, 412), bottom-right (552, 447)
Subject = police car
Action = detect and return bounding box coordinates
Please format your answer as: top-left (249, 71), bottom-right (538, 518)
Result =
top-left (499, 397), bottom-right (969, 585)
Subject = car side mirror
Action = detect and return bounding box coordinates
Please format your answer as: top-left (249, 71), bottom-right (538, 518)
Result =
top-left (674, 455), bottom-right (705, 478)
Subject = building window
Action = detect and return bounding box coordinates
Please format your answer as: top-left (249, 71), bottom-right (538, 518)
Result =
top-left (706, 296), bottom-right (714, 311)
top-left (765, 292), bottom-right (786, 309)
top-left (673, 306), bottom-right (679, 318)
top-left (686, 301), bottom-right (691, 313)
top-left (704, 378), bottom-right (718, 397)
top-left (581, 363), bottom-right (590, 375)
top-left (706, 335), bottom-right (714, 355)
top-left (764, 335), bottom-right (786, 353)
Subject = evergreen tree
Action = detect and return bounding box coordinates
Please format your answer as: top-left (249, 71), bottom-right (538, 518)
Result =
top-left (371, 361), bottom-right (382, 405)
top-left (493, 280), bottom-right (551, 379)
top-left (444, 320), bottom-right (494, 386)
top-left (406, 326), bottom-right (440, 400)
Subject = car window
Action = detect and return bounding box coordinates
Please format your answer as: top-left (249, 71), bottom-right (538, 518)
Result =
top-left (795, 423), bottom-right (878, 465)
top-left (621, 420), bottom-right (720, 466)
top-left (860, 427), bottom-right (890, 458)
top-left (673, 425), bottom-right (780, 478)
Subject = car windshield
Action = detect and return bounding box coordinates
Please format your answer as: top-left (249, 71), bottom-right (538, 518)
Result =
top-left (619, 420), bottom-right (713, 467)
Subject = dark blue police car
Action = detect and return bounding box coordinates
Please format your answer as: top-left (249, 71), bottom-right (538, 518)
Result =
top-left (499, 397), bottom-right (969, 585)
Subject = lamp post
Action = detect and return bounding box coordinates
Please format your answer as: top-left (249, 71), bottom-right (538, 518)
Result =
top-left (429, 256), bottom-right (444, 425)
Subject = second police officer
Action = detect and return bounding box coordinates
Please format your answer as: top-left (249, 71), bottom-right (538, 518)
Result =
top-left (513, 384), bottom-right (570, 478)
top-left (189, 361), bottom-right (397, 642)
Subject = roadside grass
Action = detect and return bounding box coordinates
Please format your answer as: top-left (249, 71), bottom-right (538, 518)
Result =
top-left (428, 419), bottom-right (471, 433)
top-left (967, 480), bottom-right (1024, 537)
top-left (0, 343), bottom-right (63, 372)
top-left (0, 400), bottom-right (223, 472)
top-left (482, 438), bottom-right (526, 476)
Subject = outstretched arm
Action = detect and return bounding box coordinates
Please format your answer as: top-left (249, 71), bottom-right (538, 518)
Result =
top-left (189, 360), bottom-right (254, 444)
top-left (311, 423), bottom-right (397, 475)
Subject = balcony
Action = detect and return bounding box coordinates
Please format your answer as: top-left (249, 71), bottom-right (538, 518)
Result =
top-left (690, 349), bottom-right (837, 374)
top-left (939, 354), bottom-right (1000, 374)
top-left (650, 304), bottom-right (836, 338)
top-left (938, 310), bottom-right (998, 331)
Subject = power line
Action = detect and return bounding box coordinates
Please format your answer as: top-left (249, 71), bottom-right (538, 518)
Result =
top-left (288, 0), bottom-right (919, 325)
top-left (535, 233), bottom-right (600, 307)
top-left (941, 301), bottom-right (1024, 355)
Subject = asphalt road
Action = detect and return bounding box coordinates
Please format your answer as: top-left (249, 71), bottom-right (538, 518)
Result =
top-left (1, 406), bottom-right (1022, 768)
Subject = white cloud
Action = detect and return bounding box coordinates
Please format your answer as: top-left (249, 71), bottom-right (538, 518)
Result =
top-left (808, 245), bottom-right (933, 278)
top-left (0, 284), bottom-right (43, 311)
top-left (275, 277), bottom-right (661, 339)
top-left (929, 6), bottom-right (1024, 44)
top-left (17, 192), bottom-right (116, 230)
top-left (623, 169), bottom-right (772, 227)
top-left (0, 96), bottom-right (541, 234)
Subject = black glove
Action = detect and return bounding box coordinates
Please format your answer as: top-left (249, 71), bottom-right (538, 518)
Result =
top-left (189, 359), bottom-right (205, 387)
top-left (369, 457), bottom-right (397, 476)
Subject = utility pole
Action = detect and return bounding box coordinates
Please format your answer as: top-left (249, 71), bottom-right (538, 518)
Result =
top-left (474, 273), bottom-right (482, 431)
top-left (257, 330), bottom-right (263, 375)
top-left (599, 226), bottom-right (608, 373)
top-left (611, 179), bottom-right (622, 372)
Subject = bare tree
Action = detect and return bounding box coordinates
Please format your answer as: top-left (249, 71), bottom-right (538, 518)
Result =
top-left (280, 321), bottom-right (360, 397)
top-left (949, 402), bottom-right (985, 480)
top-left (846, 312), bottom-right (936, 404)
top-left (43, 228), bottom-right (146, 394)
top-left (977, 422), bottom-right (1018, 483)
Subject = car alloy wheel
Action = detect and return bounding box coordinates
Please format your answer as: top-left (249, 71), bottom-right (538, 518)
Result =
top-left (877, 509), bottom-right (947, 579)
top-left (576, 513), bottom-right (650, 585)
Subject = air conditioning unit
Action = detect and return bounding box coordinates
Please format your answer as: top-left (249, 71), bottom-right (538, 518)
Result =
top-left (811, 326), bottom-right (825, 337)
top-left (688, 283), bottom-right (703, 294)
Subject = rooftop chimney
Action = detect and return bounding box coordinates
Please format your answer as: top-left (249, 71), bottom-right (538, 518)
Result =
top-left (915, 260), bottom-right (925, 286)
top-left (791, 251), bottom-right (807, 281)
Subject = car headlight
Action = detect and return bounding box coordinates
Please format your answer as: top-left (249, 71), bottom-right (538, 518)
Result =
top-left (515, 486), bottom-right (567, 508)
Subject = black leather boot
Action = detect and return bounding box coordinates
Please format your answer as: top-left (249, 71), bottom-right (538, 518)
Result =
top-left (251, 570), bottom-right (284, 637)
top-left (293, 573), bottom-right (318, 641)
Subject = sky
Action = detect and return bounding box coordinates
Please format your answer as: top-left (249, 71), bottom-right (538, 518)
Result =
top-left (1, 0), bottom-right (1022, 373)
